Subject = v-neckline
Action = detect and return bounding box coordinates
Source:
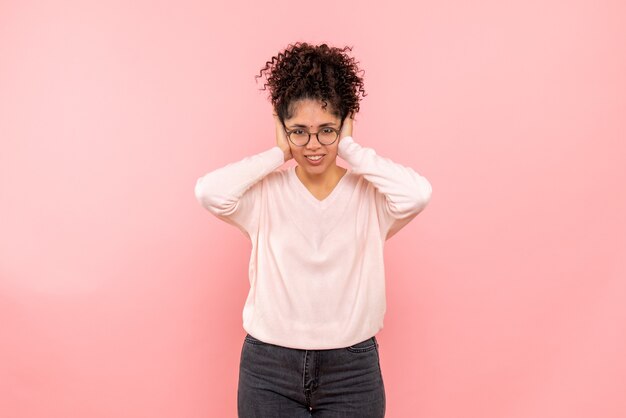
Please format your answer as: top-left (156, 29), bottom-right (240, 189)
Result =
top-left (290, 166), bottom-right (350, 208)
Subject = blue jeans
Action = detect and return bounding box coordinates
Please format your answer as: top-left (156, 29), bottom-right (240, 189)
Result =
top-left (238, 333), bottom-right (386, 417)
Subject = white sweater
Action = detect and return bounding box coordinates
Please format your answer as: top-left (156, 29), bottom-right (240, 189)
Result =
top-left (194, 136), bottom-right (432, 349)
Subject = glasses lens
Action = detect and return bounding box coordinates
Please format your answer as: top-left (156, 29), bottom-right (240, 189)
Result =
top-left (318, 128), bottom-right (338, 145)
top-left (289, 131), bottom-right (309, 146)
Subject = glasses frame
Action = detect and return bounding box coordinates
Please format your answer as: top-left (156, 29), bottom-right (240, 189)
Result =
top-left (284, 125), bottom-right (342, 147)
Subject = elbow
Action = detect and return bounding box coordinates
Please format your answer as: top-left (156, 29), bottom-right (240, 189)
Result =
top-left (386, 176), bottom-right (433, 218)
top-left (194, 176), bottom-right (210, 207)
top-left (194, 176), bottom-right (236, 216)
top-left (406, 176), bottom-right (433, 215)
top-left (417, 177), bottom-right (433, 208)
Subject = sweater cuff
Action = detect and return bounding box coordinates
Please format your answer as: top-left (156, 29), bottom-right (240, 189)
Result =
top-left (268, 146), bottom-right (287, 165)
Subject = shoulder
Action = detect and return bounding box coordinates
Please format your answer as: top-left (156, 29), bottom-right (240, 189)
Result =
top-left (261, 167), bottom-right (293, 188)
top-left (343, 170), bottom-right (372, 192)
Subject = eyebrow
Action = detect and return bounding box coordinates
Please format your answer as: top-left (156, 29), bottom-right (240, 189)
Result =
top-left (287, 122), bottom-right (337, 128)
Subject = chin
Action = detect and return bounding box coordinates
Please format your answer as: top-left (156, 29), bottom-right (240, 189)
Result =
top-left (301, 165), bottom-right (327, 175)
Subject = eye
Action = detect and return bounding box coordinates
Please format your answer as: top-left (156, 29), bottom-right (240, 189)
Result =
top-left (292, 129), bottom-right (306, 135)
top-left (321, 128), bottom-right (335, 134)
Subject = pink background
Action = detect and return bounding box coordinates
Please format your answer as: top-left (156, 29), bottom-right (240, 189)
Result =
top-left (1, 1), bottom-right (625, 417)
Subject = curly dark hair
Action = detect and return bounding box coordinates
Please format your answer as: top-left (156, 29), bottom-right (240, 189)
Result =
top-left (256, 42), bottom-right (366, 123)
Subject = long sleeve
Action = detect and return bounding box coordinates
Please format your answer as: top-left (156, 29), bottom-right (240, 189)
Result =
top-left (338, 136), bottom-right (432, 239)
top-left (194, 137), bottom-right (431, 349)
top-left (194, 146), bottom-right (285, 236)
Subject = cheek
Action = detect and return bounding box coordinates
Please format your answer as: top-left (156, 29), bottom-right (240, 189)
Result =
top-left (327, 146), bottom-right (339, 158)
top-left (290, 146), bottom-right (303, 158)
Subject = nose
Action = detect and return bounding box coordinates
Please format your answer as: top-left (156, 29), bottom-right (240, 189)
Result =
top-left (306, 133), bottom-right (322, 149)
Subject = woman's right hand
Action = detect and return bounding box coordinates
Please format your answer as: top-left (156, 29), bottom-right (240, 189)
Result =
top-left (274, 113), bottom-right (292, 162)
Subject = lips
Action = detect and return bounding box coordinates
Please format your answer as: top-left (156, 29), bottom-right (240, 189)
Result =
top-left (305, 155), bottom-right (324, 161)
top-left (304, 154), bottom-right (325, 165)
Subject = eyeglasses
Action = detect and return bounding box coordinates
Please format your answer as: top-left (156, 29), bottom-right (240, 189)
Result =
top-left (284, 126), bottom-right (341, 147)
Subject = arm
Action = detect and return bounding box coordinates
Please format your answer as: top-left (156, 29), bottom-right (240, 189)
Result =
top-left (194, 114), bottom-right (292, 235)
top-left (338, 136), bottom-right (432, 239)
top-left (194, 146), bottom-right (285, 235)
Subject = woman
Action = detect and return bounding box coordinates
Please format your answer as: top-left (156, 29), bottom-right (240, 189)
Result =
top-left (194, 42), bottom-right (432, 418)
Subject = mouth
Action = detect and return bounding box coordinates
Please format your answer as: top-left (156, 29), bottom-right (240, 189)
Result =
top-left (303, 154), bottom-right (326, 166)
top-left (304, 154), bottom-right (325, 161)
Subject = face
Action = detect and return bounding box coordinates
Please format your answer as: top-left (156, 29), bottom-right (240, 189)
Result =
top-left (283, 99), bottom-right (342, 180)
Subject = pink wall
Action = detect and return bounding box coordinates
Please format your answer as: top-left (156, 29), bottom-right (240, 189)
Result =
top-left (1, 1), bottom-right (625, 417)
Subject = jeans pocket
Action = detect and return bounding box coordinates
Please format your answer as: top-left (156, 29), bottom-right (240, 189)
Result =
top-left (346, 336), bottom-right (378, 353)
top-left (244, 333), bottom-right (269, 346)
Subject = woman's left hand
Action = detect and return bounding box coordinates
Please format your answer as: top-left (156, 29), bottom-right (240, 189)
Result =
top-left (340, 112), bottom-right (354, 141)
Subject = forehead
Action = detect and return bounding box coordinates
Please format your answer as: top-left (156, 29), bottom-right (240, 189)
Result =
top-left (286, 99), bottom-right (340, 125)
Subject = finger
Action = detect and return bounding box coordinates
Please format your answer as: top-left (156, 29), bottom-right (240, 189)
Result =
top-left (340, 112), bottom-right (354, 139)
top-left (274, 112), bottom-right (292, 161)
